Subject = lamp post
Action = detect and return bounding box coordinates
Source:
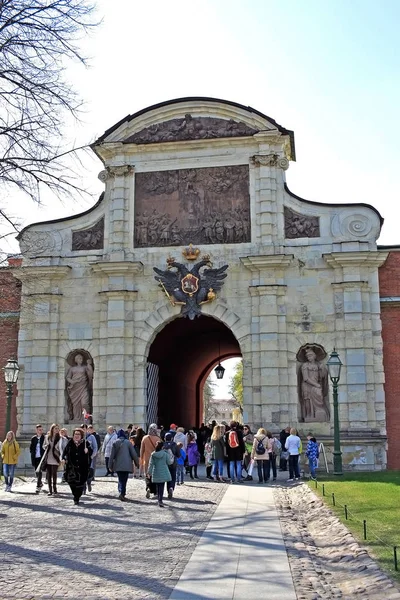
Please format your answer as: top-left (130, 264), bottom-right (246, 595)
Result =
top-left (3, 359), bottom-right (20, 435)
top-left (214, 340), bottom-right (225, 380)
top-left (327, 348), bottom-right (343, 476)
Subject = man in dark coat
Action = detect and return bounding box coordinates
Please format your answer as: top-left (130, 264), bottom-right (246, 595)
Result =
top-left (279, 427), bottom-right (291, 471)
top-left (30, 424), bottom-right (45, 493)
top-left (109, 429), bottom-right (139, 501)
top-left (225, 421), bottom-right (245, 482)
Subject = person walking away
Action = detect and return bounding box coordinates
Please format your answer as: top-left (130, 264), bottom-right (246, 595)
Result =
top-left (132, 427), bottom-right (145, 477)
top-left (1, 431), bottom-right (20, 492)
top-left (267, 431), bottom-right (280, 481)
top-left (176, 443), bottom-right (186, 485)
top-left (242, 425), bottom-right (254, 481)
top-left (140, 423), bottom-right (161, 499)
top-left (174, 427), bottom-right (187, 451)
top-left (279, 427), bottom-right (290, 471)
top-left (43, 424), bottom-right (61, 496)
top-left (63, 428), bottom-right (93, 505)
top-left (147, 441), bottom-right (172, 507)
top-left (306, 433), bottom-right (319, 480)
top-left (81, 423), bottom-right (98, 492)
top-left (163, 432), bottom-right (181, 498)
top-left (102, 426), bottom-right (117, 476)
top-left (211, 425), bottom-right (226, 481)
top-left (204, 436), bottom-right (213, 479)
top-left (251, 428), bottom-right (271, 484)
top-left (87, 425), bottom-right (100, 480)
top-left (58, 428), bottom-right (70, 484)
top-left (109, 429), bottom-right (139, 501)
top-left (285, 428), bottom-right (301, 481)
top-left (187, 433), bottom-right (200, 479)
top-left (225, 421), bottom-right (245, 483)
top-left (29, 424), bottom-right (45, 493)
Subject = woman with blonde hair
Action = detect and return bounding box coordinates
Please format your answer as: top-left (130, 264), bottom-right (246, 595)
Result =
top-left (43, 423), bottom-right (61, 496)
top-left (1, 431), bottom-right (20, 492)
top-left (285, 427), bottom-right (301, 481)
top-left (211, 425), bottom-right (226, 482)
top-left (251, 428), bottom-right (272, 484)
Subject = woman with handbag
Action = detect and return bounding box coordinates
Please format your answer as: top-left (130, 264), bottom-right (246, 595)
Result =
top-left (140, 423), bottom-right (161, 499)
top-left (43, 423), bottom-right (61, 496)
top-left (1, 431), bottom-right (20, 492)
top-left (62, 428), bottom-right (92, 505)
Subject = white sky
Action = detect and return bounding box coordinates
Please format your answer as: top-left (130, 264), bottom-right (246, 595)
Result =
top-left (209, 357), bottom-right (242, 400)
top-left (2, 0), bottom-right (399, 251)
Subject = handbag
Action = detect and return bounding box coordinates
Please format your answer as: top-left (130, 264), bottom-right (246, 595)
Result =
top-left (65, 464), bottom-right (79, 484)
top-left (281, 450), bottom-right (289, 460)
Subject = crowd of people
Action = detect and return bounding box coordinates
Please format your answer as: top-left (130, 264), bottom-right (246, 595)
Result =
top-left (0, 421), bottom-right (320, 505)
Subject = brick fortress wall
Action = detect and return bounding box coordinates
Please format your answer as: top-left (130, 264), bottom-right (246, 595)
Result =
top-left (0, 257), bottom-right (22, 436)
top-left (379, 250), bottom-right (400, 470)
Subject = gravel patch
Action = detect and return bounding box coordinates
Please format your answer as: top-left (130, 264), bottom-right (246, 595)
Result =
top-left (275, 482), bottom-right (400, 600)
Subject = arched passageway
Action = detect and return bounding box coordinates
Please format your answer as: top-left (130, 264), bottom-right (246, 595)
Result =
top-left (147, 316), bottom-right (241, 428)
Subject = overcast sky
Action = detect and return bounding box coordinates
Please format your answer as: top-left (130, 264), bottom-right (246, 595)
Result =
top-left (2, 0), bottom-right (399, 254)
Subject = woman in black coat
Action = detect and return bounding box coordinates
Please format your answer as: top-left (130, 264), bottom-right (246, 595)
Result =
top-left (62, 428), bottom-right (92, 505)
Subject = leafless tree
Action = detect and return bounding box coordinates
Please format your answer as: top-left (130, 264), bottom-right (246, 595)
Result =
top-left (0, 0), bottom-right (99, 235)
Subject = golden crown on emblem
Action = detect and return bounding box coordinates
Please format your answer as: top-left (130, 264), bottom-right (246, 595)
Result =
top-left (182, 243), bottom-right (200, 261)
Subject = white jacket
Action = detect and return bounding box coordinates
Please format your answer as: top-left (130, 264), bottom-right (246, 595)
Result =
top-left (174, 431), bottom-right (187, 451)
top-left (102, 432), bottom-right (117, 458)
top-left (285, 434), bottom-right (301, 455)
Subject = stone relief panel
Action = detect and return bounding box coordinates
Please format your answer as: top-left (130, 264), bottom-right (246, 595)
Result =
top-left (72, 217), bottom-right (104, 251)
top-left (19, 230), bottom-right (63, 257)
top-left (134, 165), bottom-right (250, 247)
top-left (125, 114), bottom-right (259, 144)
top-left (65, 349), bottom-right (94, 423)
top-left (296, 344), bottom-right (330, 423)
top-left (284, 206), bottom-right (320, 239)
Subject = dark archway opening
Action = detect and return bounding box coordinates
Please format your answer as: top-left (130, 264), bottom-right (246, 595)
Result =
top-left (148, 315), bottom-right (241, 428)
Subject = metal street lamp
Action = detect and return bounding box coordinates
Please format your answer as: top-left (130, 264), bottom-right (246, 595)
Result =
top-left (326, 348), bottom-right (343, 476)
top-left (3, 359), bottom-right (20, 435)
top-left (214, 362), bottom-right (225, 380)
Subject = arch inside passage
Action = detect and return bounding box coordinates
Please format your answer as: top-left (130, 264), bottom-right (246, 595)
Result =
top-left (147, 315), bottom-right (241, 428)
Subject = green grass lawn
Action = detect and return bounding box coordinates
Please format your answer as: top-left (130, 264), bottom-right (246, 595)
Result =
top-left (307, 471), bottom-right (400, 581)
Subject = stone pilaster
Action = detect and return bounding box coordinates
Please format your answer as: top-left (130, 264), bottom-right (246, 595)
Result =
top-left (102, 165), bottom-right (134, 258)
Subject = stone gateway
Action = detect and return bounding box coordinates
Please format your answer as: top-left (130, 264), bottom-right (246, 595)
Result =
top-left (11, 97), bottom-right (390, 470)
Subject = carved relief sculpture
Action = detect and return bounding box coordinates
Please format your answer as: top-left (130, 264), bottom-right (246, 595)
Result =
top-left (65, 350), bottom-right (94, 421)
top-left (296, 344), bottom-right (330, 423)
top-left (135, 165), bottom-right (250, 248)
top-left (154, 254), bottom-right (228, 320)
top-left (125, 114), bottom-right (259, 144)
top-left (72, 217), bottom-right (104, 251)
top-left (284, 207), bottom-right (320, 239)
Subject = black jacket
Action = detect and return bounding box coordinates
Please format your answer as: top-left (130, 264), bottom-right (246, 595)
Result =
top-left (29, 434), bottom-right (45, 467)
top-left (225, 428), bottom-right (245, 461)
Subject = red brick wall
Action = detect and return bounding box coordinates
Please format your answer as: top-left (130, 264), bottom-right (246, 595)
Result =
top-left (379, 250), bottom-right (400, 469)
top-left (0, 260), bottom-right (21, 437)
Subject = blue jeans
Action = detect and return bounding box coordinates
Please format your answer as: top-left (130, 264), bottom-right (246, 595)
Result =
top-left (3, 464), bottom-right (16, 486)
top-left (117, 471), bottom-right (129, 497)
top-left (229, 460), bottom-right (242, 481)
top-left (212, 459), bottom-right (224, 478)
top-left (309, 457), bottom-right (317, 478)
top-left (177, 464), bottom-right (185, 483)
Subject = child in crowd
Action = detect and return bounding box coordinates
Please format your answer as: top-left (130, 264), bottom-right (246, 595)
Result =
top-left (176, 442), bottom-right (186, 485)
top-left (306, 432), bottom-right (319, 480)
top-left (204, 436), bottom-right (213, 479)
top-left (187, 433), bottom-right (200, 479)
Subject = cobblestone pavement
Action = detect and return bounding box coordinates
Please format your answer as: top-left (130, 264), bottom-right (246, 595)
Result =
top-left (0, 473), bottom-right (228, 600)
top-left (275, 483), bottom-right (400, 600)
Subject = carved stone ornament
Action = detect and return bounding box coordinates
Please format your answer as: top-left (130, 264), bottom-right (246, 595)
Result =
top-left (98, 170), bottom-right (108, 183)
top-left (107, 165), bottom-right (134, 178)
top-left (251, 154), bottom-right (278, 166)
top-left (135, 165), bottom-right (250, 248)
top-left (331, 210), bottom-right (374, 239)
top-left (19, 230), bottom-right (63, 257)
top-left (72, 217), bottom-right (104, 251)
top-left (284, 206), bottom-right (320, 239)
top-left (125, 114), bottom-right (259, 144)
top-left (154, 255), bottom-right (228, 320)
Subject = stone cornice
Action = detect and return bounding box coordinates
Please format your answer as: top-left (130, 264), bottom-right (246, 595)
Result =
top-left (99, 290), bottom-right (138, 300)
top-left (91, 261), bottom-right (143, 276)
top-left (332, 281), bottom-right (369, 290)
top-left (324, 251), bottom-right (389, 269)
top-left (12, 266), bottom-right (71, 282)
top-left (249, 284), bottom-right (287, 296)
top-left (240, 255), bottom-right (293, 271)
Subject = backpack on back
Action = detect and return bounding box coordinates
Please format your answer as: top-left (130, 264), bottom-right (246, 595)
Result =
top-left (228, 430), bottom-right (239, 448)
top-left (273, 438), bottom-right (282, 453)
top-left (256, 437), bottom-right (266, 455)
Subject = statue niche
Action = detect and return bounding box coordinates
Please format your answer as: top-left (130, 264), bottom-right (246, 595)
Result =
top-left (65, 350), bottom-right (94, 422)
top-left (296, 344), bottom-right (330, 423)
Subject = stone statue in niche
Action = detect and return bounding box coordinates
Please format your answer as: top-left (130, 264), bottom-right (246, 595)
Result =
top-left (65, 350), bottom-right (94, 422)
top-left (125, 114), bottom-right (259, 144)
top-left (72, 217), bottom-right (104, 251)
top-left (296, 344), bottom-right (330, 423)
top-left (284, 207), bottom-right (320, 239)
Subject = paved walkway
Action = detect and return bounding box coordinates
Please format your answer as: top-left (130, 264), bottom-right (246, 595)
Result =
top-left (170, 483), bottom-right (296, 600)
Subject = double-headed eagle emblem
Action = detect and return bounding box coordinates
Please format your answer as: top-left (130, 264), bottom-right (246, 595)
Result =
top-left (154, 251), bottom-right (228, 320)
